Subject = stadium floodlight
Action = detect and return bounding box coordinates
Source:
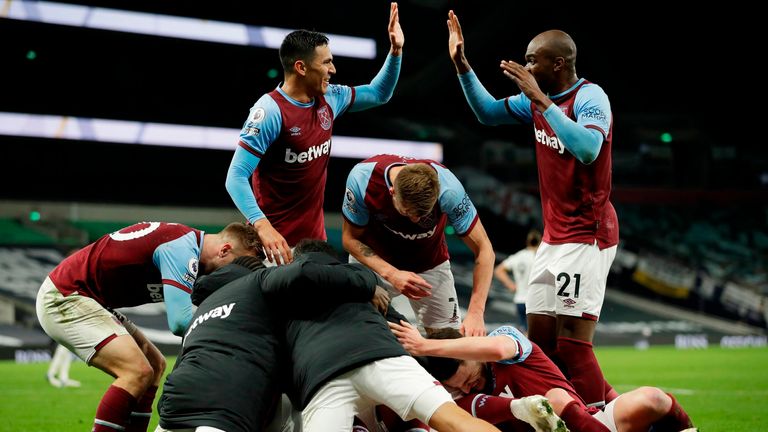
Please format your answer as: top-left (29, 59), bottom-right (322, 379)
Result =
top-left (0, 112), bottom-right (443, 161)
top-left (3, 0), bottom-right (377, 59)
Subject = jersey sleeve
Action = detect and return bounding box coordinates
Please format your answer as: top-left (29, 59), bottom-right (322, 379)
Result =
top-left (434, 164), bottom-right (478, 235)
top-left (488, 325), bottom-right (533, 364)
top-left (574, 83), bottom-right (612, 138)
top-left (342, 162), bottom-right (375, 226)
top-left (349, 53), bottom-right (401, 113)
top-left (324, 84), bottom-right (354, 120)
top-left (238, 94), bottom-right (282, 155)
top-left (152, 233), bottom-right (198, 336)
top-left (501, 254), bottom-right (517, 272)
top-left (458, 70), bottom-right (531, 125)
top-left (226, 94), bottom-right (282, 223)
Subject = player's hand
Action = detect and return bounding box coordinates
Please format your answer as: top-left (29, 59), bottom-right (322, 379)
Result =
top-left (388, 320), bottom-right (426, 355)
top-left (388, 270), bottom-right (432, 300)
top-left (252, 219), bottom-right (293, 266)
top-left (459, 311), bottom-right (486, 337)
top-left (388, 2), bottom-right (404, 56)
top-left (371, 285), bottom-right (391, 315)
top-left (447, 10), bottom-right (469, 73)
top-left (500, 60), bottom-right (549, 109)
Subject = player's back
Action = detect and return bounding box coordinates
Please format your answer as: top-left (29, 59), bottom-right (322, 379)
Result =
top-left (49, 222), bottom-right (200, 308)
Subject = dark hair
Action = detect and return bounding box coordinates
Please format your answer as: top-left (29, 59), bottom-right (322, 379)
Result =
top-left (279, 29), bottom-right (329, 73)
top-left (422, 327), bottom-right (464, 381)
top-left (526, 229), bottom-right (542, 248)
top-left (294, 238), bottom-right (339, 260)
top-left (424, 356), bottom-right (462, 382)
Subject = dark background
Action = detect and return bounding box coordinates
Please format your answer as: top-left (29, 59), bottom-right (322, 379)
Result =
top-left (0, 0), bottom-right (760, 210)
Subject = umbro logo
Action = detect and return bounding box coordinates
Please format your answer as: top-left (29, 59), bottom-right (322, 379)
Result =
top-left (562, 298), bottom-right (577, 308)
top-left (289, 126), bottom-right (301, 136)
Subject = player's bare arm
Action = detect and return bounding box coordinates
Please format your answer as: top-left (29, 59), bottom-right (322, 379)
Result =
top-left (342, 219), bottom-right (432, 300)
top-left (388, 2), bottom-right (404, 56)
top-left (389, 320), bottom-right (518, 361)
top-left (252, 218), bottom-right (293, 265)
top-left (459, 219), bottom-right (494, 336)
top-left (447, 10), bottom-right (471, 74)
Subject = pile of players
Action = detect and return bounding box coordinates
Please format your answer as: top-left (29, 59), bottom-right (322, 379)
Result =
top-left (36, 4), bottom-right (696, 432)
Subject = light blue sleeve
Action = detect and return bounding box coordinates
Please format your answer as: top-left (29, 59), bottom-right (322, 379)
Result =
top-left (225, 94), bottom-right (282, 223)
top-left (342, 162), bottom-right (376, 226)
top-left (153, 232), bottom-right (200, 336)
top-left (349, 53), bottom-right (401, 112)
top-left (324, 84), bottom-right (354, 120)
top-left (489, 325), bottom-right (533, 364)
top-left (458, 70), bottom-right (531, 125)
top-left (434, 164), bottom-right (477, 235)
top-left (541, 83), bottom-right (610, 164)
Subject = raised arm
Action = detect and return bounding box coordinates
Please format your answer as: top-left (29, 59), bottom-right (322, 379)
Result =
top-left (348, 3), bottom-right (404, 112)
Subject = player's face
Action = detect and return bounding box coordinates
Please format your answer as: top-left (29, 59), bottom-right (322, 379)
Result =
top-left (305, 45), bottom-right (336, 97)
top-left (524, 42), bottom-right (556, 93)
top-left (444, 361), bottom-right (487, 394)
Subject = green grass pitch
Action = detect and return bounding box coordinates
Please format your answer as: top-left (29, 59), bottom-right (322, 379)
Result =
top-left (1, 346), bottom-right (766, 431)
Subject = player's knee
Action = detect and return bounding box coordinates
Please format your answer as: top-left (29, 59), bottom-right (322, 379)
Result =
top-left (544, 388), bottom-right (572, 413)
top-left (636, 386), bottom-right (669, 415)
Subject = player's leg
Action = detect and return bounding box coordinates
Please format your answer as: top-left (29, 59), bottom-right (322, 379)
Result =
top-left (546, 388), bottom-right (609, 432)
top-left (115, 310), bottom-right (166, 432)
top-left (37, 277), bottom-right (150, 431)
top-left (90, 335), bottom-right (155, 431)
top-left (300, 369), bottom-right (361, 432)
top-left (46, 343), bottom-right (68, 387)
top-left (428, 402), bottom-right (501, 432)
top-left (610, 387), bottom-right (694, 432)
top-left (552, 243), bottom-right (616, 408)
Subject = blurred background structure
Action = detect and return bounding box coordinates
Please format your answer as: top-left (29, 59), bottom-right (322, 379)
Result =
top-left (1, 0), bottom-right (765, 357)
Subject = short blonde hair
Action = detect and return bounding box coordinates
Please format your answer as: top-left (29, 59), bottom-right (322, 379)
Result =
top-left (219, 222), bottom-right (263, 258)
top-left (394, 164), bottom-right (439, 218)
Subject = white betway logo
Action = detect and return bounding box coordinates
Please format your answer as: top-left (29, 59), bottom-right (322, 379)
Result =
top-left (284, 139), bottom-right (331, 163)
top-left (184, 302), bottom-right (235, 338)
top-left (384, 224), bottom-right (437, 240)
top-left (535, 127), bottom-right (565, 154)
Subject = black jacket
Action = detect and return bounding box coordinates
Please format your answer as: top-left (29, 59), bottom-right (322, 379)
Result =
top-left (159, 253), bottom-right (378, 432)
top-left (283, 253), bottom-right (410, 409)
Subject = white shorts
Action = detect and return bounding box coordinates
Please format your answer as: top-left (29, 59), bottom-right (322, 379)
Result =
top-left (349, 257), bottom-right (460, 330)
top-left (301, 355), bottom-right (453, 432)
top-left (591, 397), bottom-right (618, 432)
top-left (525, 242), bottom-right (617, 320)
top-left (36, 277), bottom-right (134, 364)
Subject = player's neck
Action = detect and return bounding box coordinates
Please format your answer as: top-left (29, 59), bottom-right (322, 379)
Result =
top-left (388, 165), bottom-right (405, 185)
top-left (281, 79), bottom-right (313, 104)
top-left (553, 74), bottom-right (579, 95)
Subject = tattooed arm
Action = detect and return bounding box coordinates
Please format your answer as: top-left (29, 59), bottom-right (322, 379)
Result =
top-left (341, 219), bottom-right (432, 300)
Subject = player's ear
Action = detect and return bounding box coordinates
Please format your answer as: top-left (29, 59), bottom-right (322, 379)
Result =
top-left (294, 60), bottom-right (307, 76)
top-left (553, 56), bottom-right (565, 72)
top-left (219, 243), bottom-right (233, 258)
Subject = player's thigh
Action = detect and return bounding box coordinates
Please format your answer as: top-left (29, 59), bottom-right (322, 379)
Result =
top-left (591, 397), bottom-right (619, 432)
top-left (526, 243), bottom-right (557, 315)
top-left (90, 334), bottom-right (153, 379)
top-left (302, 372), bottom-right (364, 432)
top-left (549, 243), bottom-right (614, 319)
top-left (356, 356), bottom-right (453, 424)
top-left (36, 277), bottom-right (130, 364)
top-left (153, 427), bottom-right (225, 432)
top-left (409, 261), bottom-right (461, 330)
